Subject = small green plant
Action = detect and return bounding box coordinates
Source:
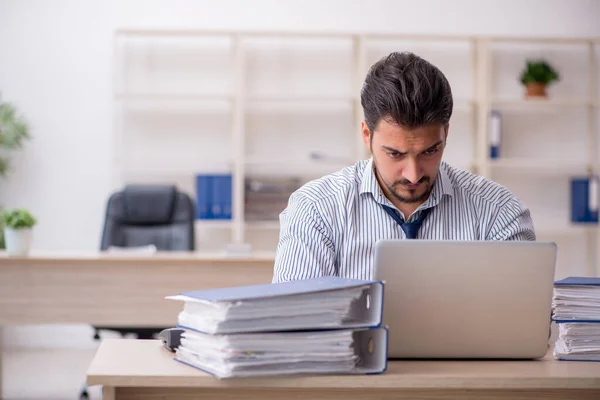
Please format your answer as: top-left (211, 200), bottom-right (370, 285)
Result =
top-left (1, 208), bottom-right (37, 229)
top-left (520, 60), bottom-right (560, 86)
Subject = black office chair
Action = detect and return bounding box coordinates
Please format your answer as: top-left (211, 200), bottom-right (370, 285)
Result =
top-left (79, 184), bottom-right (195, 399)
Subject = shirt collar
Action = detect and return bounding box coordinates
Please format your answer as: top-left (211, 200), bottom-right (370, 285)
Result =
top-left (360, 159), bottom-right (454, 209)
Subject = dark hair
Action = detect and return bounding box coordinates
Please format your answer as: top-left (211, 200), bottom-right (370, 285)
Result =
top-left (361, 51), bottom-right (453, 133)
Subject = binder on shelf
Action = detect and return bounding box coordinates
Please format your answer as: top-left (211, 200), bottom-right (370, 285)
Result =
top-left (212, 173), bottom-right (232, 220)
top-left (166, 276), bottom-right (384, 334)
top-left (489, 110), bottom-right (502, 159)
top-left (174, 325), bottom-right (388, 379)
top-left (195, 174), bottom-right (211, 219)
top-left (195, 170), bottom-right (233, 220)
top-left (570, 175), bottom-right (599, 223)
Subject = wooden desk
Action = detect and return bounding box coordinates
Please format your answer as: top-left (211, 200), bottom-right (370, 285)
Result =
top-left (87, 339), bottom-right (600, 400)
top-left (0, 251), bottom-right (275, 398)
top-left (0, 251), bottom-right (274, 326)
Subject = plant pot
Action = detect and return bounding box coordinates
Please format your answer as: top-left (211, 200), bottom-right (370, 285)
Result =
top-left (525, 82), bottom-right (547, 98)
top-left (3, 227), bottom-right (32, 256)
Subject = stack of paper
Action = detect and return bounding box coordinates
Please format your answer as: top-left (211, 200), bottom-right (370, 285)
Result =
top-left (552, 277), bottom-right (600, 361)
top-left (554, 323), bottom-right (600, 361)
top-left (166, 277), bottom-right (388, 378)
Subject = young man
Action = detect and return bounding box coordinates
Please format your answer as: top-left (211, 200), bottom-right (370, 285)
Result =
top-left (272, 51), bottom-right (535, 283)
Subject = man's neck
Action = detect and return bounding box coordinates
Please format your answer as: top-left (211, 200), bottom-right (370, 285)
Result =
top-left (389, 197), bottom-right (424, 220)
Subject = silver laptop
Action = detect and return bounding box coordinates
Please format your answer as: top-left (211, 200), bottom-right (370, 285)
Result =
top-left (373, 240), bottom-right (557, 359)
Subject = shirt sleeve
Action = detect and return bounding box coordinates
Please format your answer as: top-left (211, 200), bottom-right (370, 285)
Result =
top-left (272, 191), bottom-right (337, 283)
top-left (486, 198), bottom-right (536, 241)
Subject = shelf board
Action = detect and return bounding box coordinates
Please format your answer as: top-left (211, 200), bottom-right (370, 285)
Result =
top-left (122, 162), bottom-right (234, 176)
top-left (491, 98), bottom-right (596, 108)
top-left (245, 95), bottom-right (356, 113)
top-left (489, 159), bottom-right (590, 175)
top-left (116, 93), bottom-right (233, 101)
top-left (116, 93), bottom-right (233, 110)
top-left (247, 94), bottom-right (356, 102)
top-left (245, 158), bottom-right (350, 177)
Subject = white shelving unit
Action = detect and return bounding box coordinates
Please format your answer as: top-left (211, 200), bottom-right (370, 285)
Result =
top-left (111, 30), bottom-right (600, 276)
top-left (480, 37), bottom-right (600, 277)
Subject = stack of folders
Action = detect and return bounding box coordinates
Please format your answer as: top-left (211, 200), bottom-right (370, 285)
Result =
top-left (166, 276), bottom-right (388, 378)
top-left (552, 277), bottom-right (600, 361)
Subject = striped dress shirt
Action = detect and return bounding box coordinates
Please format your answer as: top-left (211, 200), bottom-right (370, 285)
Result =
top-left (272, 159), bottom-right (536, 283)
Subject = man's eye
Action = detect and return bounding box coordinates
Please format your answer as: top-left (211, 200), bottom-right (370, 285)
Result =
top-left (424, 148), bottom-right (438, 155)
top-left (387, 151), bottom-right (401, 158)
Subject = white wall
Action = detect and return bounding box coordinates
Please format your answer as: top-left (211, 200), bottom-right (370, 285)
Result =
top-left (1, 0), bottom-right (599, 349)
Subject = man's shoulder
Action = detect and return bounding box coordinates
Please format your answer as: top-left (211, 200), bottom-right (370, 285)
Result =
top-left (291, 160), bottom-right (367, 205)
top-left (443, 162), bottom-right (519, 208)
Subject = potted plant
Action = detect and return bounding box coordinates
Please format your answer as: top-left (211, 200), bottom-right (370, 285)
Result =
top-left (0, 100), bottom-right (31, 249)
top-left (1, 208), bottom-right (36, 256)
top-left (519, 59), bottom-right (560, 98)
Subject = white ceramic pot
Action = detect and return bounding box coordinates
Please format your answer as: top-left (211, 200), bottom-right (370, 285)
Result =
top-left (3, 227), bottom-right (32, 256)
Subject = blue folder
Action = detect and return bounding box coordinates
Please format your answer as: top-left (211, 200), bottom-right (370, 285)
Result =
top-left (555, 277), bottom-right (600, 286)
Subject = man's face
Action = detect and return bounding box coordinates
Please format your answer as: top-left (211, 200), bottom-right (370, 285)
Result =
top-left (362, 119), bottom-right (447, 205)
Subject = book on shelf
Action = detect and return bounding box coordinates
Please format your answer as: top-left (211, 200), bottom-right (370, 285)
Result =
top-left (552, 277), bottom-right (600, 361)
top-left (165, 276), bottom-right (388, 378)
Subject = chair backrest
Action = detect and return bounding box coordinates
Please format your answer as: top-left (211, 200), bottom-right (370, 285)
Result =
top-left (100, 184), bottom-right (195, 251)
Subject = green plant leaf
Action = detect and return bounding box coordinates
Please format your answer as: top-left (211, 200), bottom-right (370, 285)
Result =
top-left (0, 102), bottom-right (30, 150)
top-left (1, 208), bottom-right (37, 229)
top-left (519, 59), bottom-right (560, 85)
top-left (0, 102), bottom-right (30, 179)
top-left (0, 157), bottom-right (8, 177)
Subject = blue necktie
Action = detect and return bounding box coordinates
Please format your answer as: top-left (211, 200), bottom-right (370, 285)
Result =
top-left (382, 205), bottom-right (431, 239)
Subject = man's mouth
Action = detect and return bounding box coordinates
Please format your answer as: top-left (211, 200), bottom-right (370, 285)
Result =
top-left (402, 182), bottom-right (422, 190)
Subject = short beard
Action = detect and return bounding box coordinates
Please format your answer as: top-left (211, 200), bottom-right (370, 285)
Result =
top-left (388, 179), bottom-right (433, 204)
top-left (373, 159), bottom-right (434, 204)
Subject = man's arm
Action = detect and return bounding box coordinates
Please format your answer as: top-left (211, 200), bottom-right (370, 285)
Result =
top-left (486, 198), bottom-right (536, 241)
top-left (272, 192), bottom-right (337, 283)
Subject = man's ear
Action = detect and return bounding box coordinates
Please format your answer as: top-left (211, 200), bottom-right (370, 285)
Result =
top-left (361, 121), bottom-right (372, 150)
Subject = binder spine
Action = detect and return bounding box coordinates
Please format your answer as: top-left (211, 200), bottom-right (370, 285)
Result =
top-left (208, 173), bottom-right (233, 220)
top-left (195, 174), bottom-right (212, 220)
top-left (352, 326), bottom-right (389, 375)
top-left (222, 174), bottom-right (233, 220)
top-left (571, 175), bottom-right (600, 223)
top-left (344, 281), bottom-right (385, 329)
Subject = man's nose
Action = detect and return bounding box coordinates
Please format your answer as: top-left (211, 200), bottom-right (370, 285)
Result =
top-left (402, 158), bottom-right (423, 184)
